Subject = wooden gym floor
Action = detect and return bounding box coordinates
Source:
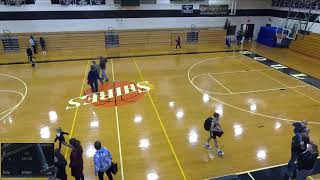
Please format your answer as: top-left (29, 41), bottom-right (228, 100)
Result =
top-left (0, 43), bottom-right (320, 180)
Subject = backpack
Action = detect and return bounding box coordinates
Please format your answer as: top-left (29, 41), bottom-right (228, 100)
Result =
top-left (110, 162), bottom-right (118, 175)
top-left (204, 117), bottom-right (213, 131)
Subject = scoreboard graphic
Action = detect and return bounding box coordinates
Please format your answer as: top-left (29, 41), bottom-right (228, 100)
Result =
top-left (1, 143), bottom-right (54, 178)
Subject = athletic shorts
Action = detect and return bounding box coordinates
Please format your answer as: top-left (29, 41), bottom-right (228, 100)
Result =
top-left (210, 130), bottom-right (223, 139)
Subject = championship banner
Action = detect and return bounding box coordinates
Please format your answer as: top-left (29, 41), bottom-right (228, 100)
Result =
top-left (199, 4), bottom-right (229, 15)
top-left (182, 5), bottom-right (193, 14)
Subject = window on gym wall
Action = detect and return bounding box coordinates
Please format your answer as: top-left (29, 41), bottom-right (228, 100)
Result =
top-left (170, 0), bottom-right (208, 4)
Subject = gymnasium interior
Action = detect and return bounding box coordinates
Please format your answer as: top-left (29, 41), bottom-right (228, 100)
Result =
top-left (0, 0), bottom-right (320, 179)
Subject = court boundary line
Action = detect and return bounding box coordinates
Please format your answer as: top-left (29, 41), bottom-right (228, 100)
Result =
top-left (207, 74), bottom-right (233, 94)
top-left (0, 74), bottom-right (28, 122)
top-left (192, 72), bottom-right (311, 95)
top-left (235, 56), bottom-right (320, 105)
top-left (0, 90), bottom-right (23, 115)
top-left (64, 60), bottom-right (90, 158)
top-left (205, 157), bottom-right (320, 180)
top-left (111, 59), bottom-right (125, 180)
top-left (248, 172), bottom-right (256, 180)
top-left (133, 59), bottom-right (187, 180)
top-left (0, 49), bottom-right (241, 66)
top-left (238, 51), bottom-right (320, 92)
top-left (188, 57), bottom-right (320, 125)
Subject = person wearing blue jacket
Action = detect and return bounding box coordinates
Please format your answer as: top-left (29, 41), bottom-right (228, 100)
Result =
top-left (93, 141), bottom-right (113, 180)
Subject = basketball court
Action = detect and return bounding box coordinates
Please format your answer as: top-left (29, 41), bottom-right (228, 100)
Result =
top-left (1, 43), bottom-right (320, 179)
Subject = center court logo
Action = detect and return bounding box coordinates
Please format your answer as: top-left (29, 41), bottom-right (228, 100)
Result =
top-left (66, 81), bottom-right (151, 110)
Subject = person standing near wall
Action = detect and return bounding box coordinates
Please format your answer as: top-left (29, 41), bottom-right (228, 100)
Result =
top-left (99, 57), bottom-right (109, 82)
top-left (29, 35), bottom-right (37, 54)
top-left (40, 37), bottom-right (47, 55)
top-left (26, 46), bottom-right (35, 67)
top-left (175, 36), bottom-right (182, 50)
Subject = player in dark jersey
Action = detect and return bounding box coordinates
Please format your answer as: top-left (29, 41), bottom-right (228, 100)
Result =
top-left (54, 127), bottom-right (69, 151)
top-left (204, 112), bottom-right (224, 156)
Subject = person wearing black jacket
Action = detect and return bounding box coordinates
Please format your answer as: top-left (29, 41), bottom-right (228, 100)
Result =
top-left (54, 148), bottom-right (68, 180)
top-left (287, 132), bottom-right (310, 179)
top-left (54, 127), bottom-right (69, 151)
top-left (296, 143), bottom-right (318, 180)
top-left (88, 65), bottom-right (103, 93)
top-left (99, 57), bottom-right (108, 82)
top-left (26, 47), bottom-right (35, 67)
top-left (39, 37), bottom-right (47, 55)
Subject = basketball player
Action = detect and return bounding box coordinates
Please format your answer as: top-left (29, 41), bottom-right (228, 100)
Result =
top-left (54, 127), bottom-right (69, 151)
top-left (204, 112), bottom-right (224, 156)
top-left (26, 46), bottom-right (35, 67)
top-left (175, 36), bottom-right (182, 50)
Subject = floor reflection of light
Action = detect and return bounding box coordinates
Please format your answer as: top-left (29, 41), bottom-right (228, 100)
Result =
top-left (90, 121), bottom-right (99, 128)
top-left (250, 104), bottom-right (257, 112)
top-left (214, 104), bottom-right (223, 116)
top-left (257, 149), bottom-right (267, 160)
top-left (139, 138), bottom-right (150, 150)
top-left (188, 129), bottom-right (198, 145)
top-left (147, 172), bottom-right (158, 180)
top-left (275, 121), bottom-right (281, 129)
top-left (40, 126), bottom-right (50, 139)
top-left (49, 111), bottom-right (58, 123)
top-left (86, 145), bottom-right (96, 158)
top-left (134, 115), bottom-right (143, 123)
top-left (233, 124), bottom-right (243, 137)
top-left (176, 110), bottom-right (184, 119)
top-left (169, 101), bottom-right (175, 108)
top-left (8, 116), bottom-right (13, 124)
top-left (203, 94), bottom-right (209, 103)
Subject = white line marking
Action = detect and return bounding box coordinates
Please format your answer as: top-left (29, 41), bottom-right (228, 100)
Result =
top-left (192, 73), bottom-right (310, 95)
top-left (188, 57), bottom-right (320, 125)
top-left (210, 68), bottom-right (272, 75)
top-left (308, 176), bottom-right (315, 180)
top-left (0, 90), bottom-right (24, 115)
top-left (248, 172), bottom-right (256, 180)
top-left (0, 74), bottom-right (27, 121)
top-left (207, 74), bottom-right (233, 94)
top-left (111, 59), bottom-right (124, 180)
top-left (236, 58), bottom-right (320, 105)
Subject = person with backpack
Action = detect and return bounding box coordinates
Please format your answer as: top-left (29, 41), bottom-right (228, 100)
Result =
top-left (93, 141), bottom-right (114, 180)
top-left (204, 112), bottom-right (224, 156)
top-left (296, 143), bottom-right (318, 180)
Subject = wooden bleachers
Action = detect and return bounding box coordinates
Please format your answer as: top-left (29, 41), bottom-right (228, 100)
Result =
top-left (15, 31), bottom-right (106, 51)
top-left (0, 28), bottom-right (227, 64)
top-left (289, 33), bottom-right (320, 58)
top-left (116, 28), bottom-right (226, 47)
